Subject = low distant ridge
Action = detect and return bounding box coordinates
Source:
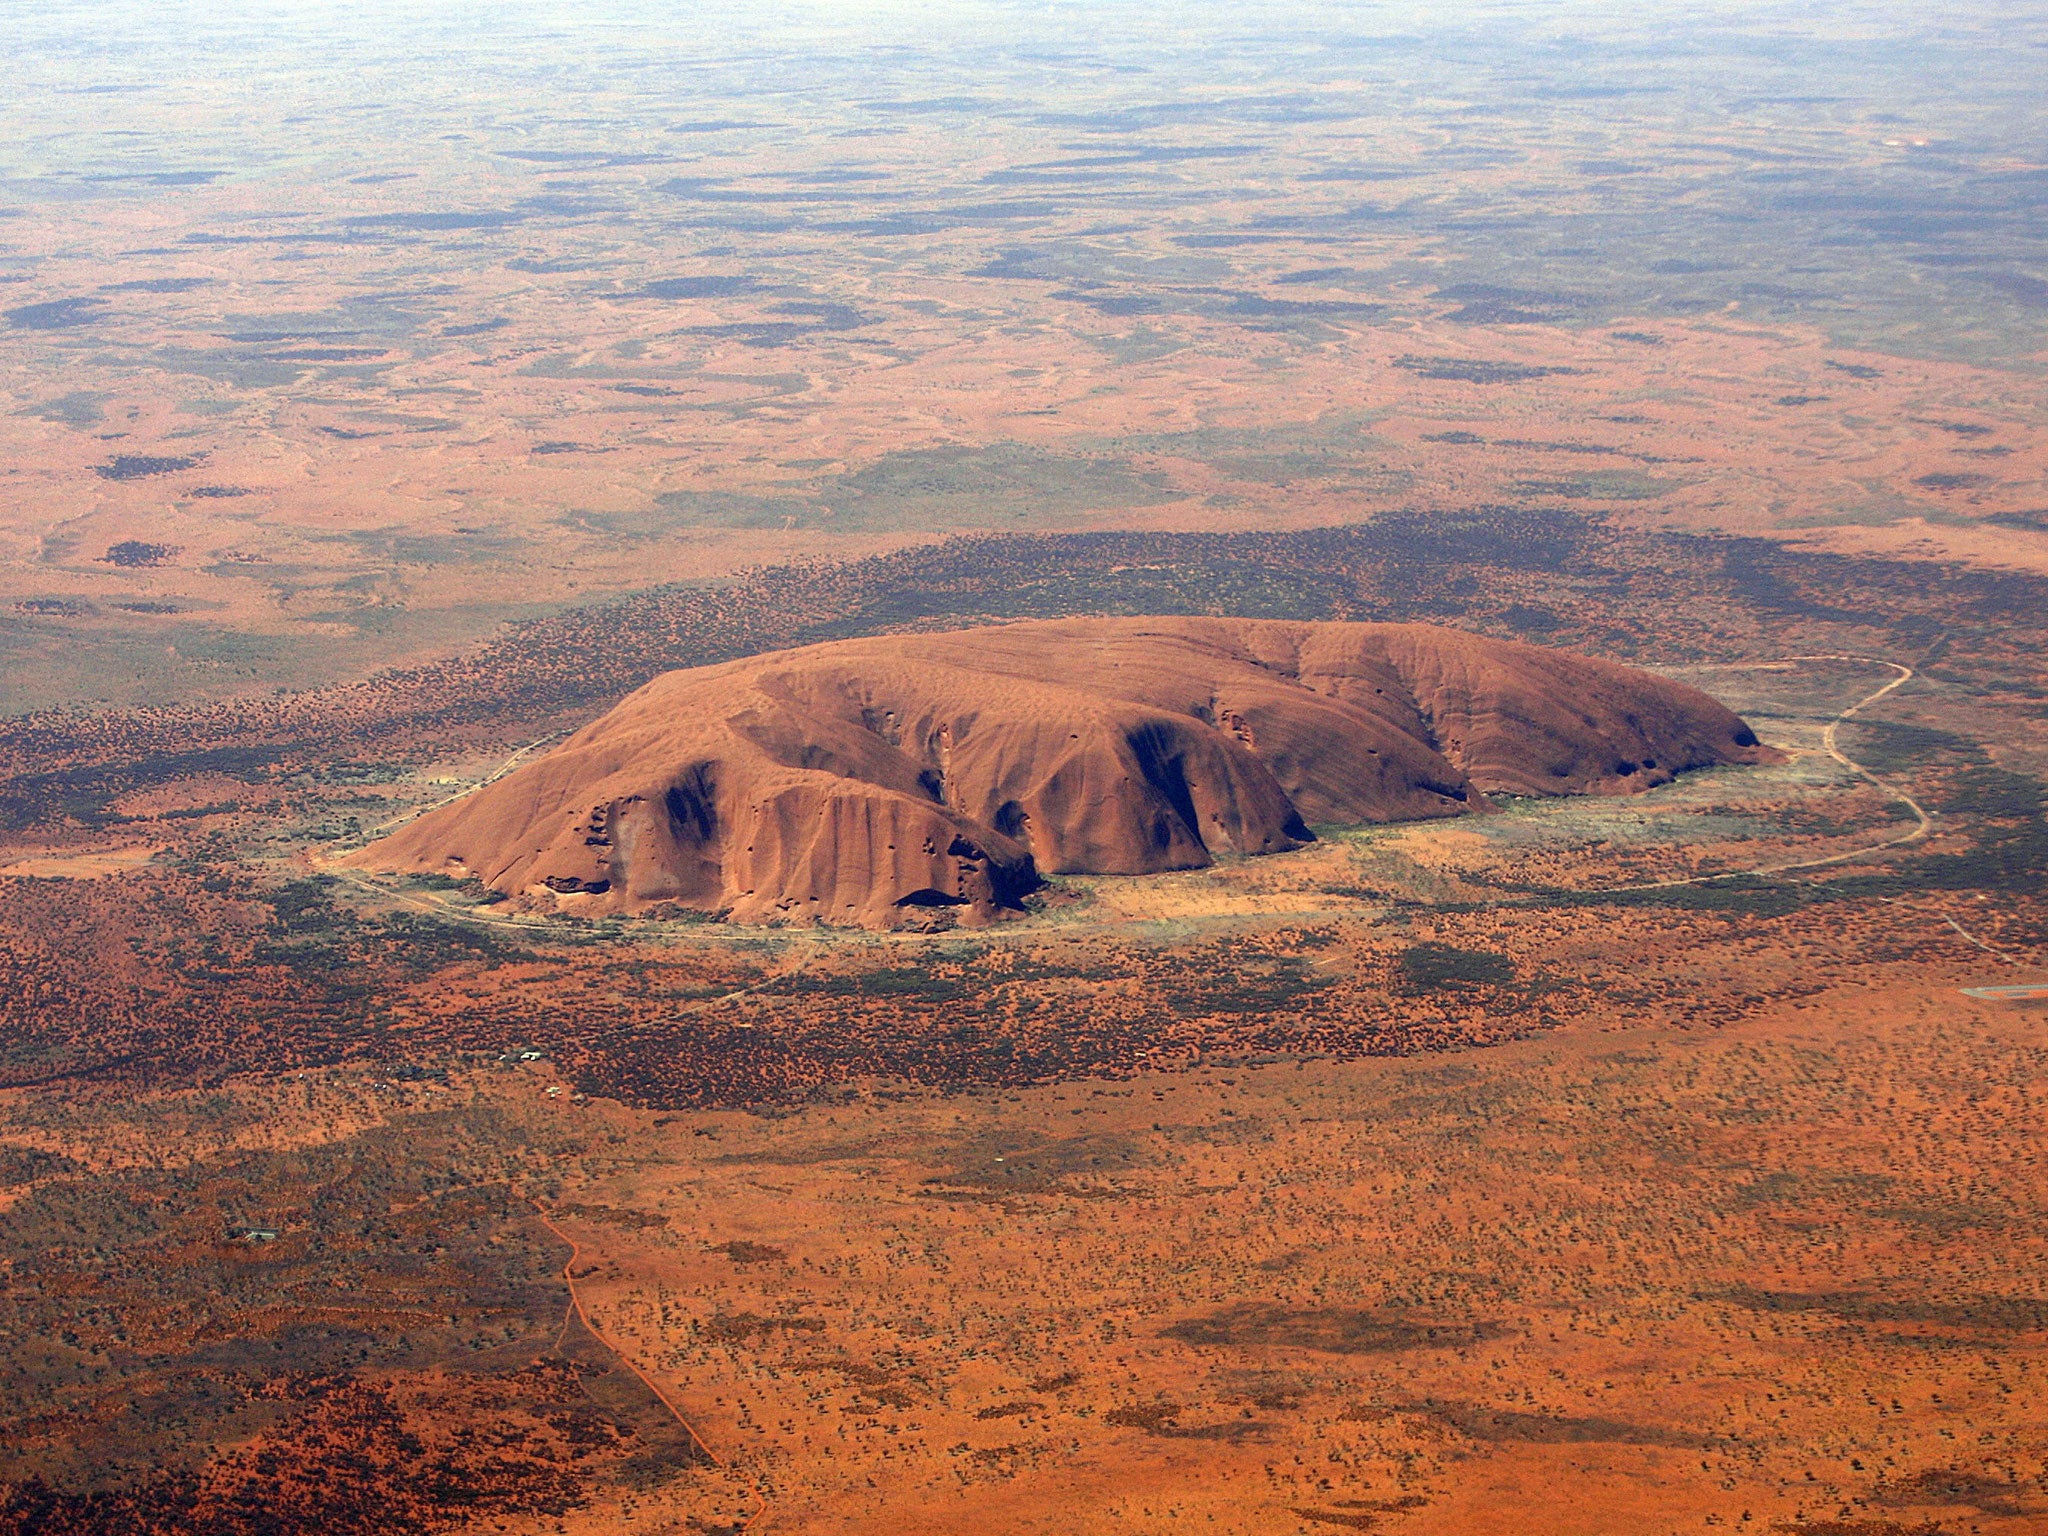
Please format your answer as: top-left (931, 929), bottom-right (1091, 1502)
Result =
top-left (346, 617), bottom-right (1770, 927)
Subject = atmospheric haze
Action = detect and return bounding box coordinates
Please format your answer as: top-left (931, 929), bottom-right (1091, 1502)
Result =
top-left (0, 3), bottom-right (2045, 1535)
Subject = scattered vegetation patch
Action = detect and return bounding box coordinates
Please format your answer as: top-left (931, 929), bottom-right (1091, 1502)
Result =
top-left (697, 1312), bottom-right (825, 1342)
top-left (1937, 766), bottom-right (2042, 819)
top-left (1713, 1286), bottom-right (2048, 1332)
top-left (1103, 1400), bottom-right (1183, 1432)
top-left (1421, 1403), bottom-right (1699, 1446)
top-left (1393, 355), bottom-right (1572, 384)
top-left (1161, 953), bottom-right (1328, 1016)
top-left (1398, 943), bottom-right (1514, 991)
top-left (1986, 510), bottom-right (2048, 533)
top-left (1547, 875), bottom-right (1828, 918)
top-left (1288, 1507), bottom-right (1387, 1531)
top-left (1877, 816), bottom-right (2048, 896)
top-left (1509, 473), bottom-right (1678, 502)
top-left (973, 1399), bottom-right (1041, 1420)
top-left (555, 1202), bottom-right (669, 1230)
top-left (1161, 1303), bottom-right (1490, 1354)
top-left (711, 1239), bottom-right (786, 1263)
top-left (769, 967), bottom-right (975, 1004)
top-left (95, 457), bottom-right (199, 482)
top-left (99, 540), bottom-right (178, 567)
top-left (1874, 1467), bottom-right (2029, 1515)
top-left (5, 297), bottom-right (105, 330)
top-left (928, 1133), bottom-right (1156, 1196)
top-left (639, 275), bottom-right (755, 299)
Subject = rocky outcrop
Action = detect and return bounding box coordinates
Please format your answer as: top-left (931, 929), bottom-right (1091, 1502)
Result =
top-left (346, 617), bottom-right (1770, 927)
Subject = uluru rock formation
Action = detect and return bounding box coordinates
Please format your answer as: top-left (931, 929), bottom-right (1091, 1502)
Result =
top-left (346, 617), bottom-right (1771, 927)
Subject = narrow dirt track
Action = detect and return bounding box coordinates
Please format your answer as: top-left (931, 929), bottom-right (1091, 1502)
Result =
top-left (1615, 656), bottom-right (2028, 967)
top-left (326, 654), bottom-right (1935, 930)
top-left (326, 652), bottom-right (2008, 966)
top-left (533, 1206), bottom-right (772, 1531)
top-left (1611, 654), bottom-right (1931, 892)
top-left (358, 730), bottom-right (564, 842)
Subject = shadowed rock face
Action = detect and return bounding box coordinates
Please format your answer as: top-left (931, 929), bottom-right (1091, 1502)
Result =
top-left (346, 617), bottom-right (1770, 927)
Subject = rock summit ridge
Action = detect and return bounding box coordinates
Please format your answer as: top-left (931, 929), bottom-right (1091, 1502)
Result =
top-left (346, 617), bottom-right (1770, 926)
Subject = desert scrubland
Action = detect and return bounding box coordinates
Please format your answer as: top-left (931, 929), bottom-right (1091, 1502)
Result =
top-left (2, 0), bottom-right (2043, 713)
top-left (2, 2), bottom-right (2046, 1532)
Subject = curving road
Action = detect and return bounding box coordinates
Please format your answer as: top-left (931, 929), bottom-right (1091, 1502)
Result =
top-left (1610, 655), bottom-right (1931, 892)
top-left (1603, 655), bottom-right (2021, 965)
top-left (321, 653), bottom-right (2017, 964)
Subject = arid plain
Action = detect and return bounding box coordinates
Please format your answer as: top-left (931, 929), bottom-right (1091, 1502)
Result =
top-left (4, 0), bottom-right (2045, 715)
top-left (2, 3), bottom-right (2047, 1535)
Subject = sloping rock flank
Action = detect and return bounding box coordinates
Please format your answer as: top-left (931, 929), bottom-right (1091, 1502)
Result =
top-left (346, 617), bottom-right (1771, 927)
